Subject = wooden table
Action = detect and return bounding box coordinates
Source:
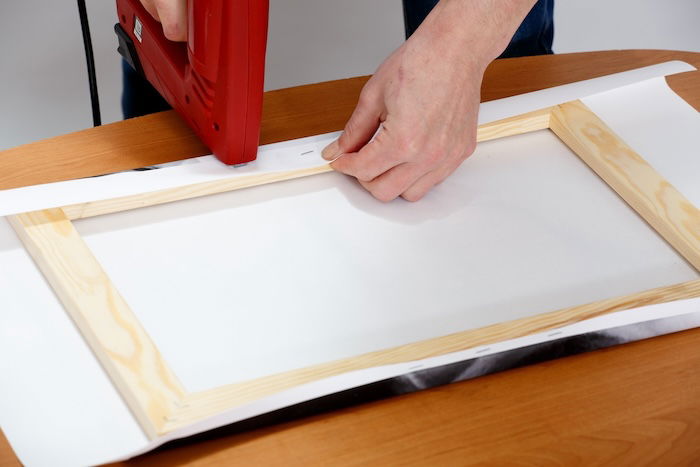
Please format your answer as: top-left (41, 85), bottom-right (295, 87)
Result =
top-left (2, 49), bottom-right (700, 466)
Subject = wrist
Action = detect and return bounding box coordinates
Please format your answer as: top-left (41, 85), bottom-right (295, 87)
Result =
top-left (417, 0), bottom-right (538, 70)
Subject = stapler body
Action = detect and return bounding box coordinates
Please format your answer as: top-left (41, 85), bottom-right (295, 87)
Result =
top-left (115, 0), bottom-right (269, 165)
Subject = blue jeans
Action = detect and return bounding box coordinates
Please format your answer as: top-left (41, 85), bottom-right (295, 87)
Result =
top-left (123, 1), bottom-right (554, 119)
top-left (122, 59), bottom-right (171, 120)
top-left (402, 0), bottom-right (554, 57)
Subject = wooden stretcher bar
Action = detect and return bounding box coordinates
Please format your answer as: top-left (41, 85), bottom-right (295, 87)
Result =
top-left (7, 101), bottom-right (700, 438)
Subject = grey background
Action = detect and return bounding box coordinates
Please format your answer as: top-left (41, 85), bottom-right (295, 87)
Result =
top-left (0, 0), bottom-right (698, 150)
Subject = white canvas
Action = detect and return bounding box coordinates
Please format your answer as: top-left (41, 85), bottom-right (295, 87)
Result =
top-left (1, 66), bottom-right (699, 466)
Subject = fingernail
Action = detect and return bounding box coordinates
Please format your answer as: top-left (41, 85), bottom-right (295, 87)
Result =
top-left (321, 140), bottom-right (341, 161)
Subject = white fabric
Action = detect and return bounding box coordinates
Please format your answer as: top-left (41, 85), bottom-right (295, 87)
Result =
top-left (1, 64), bottom-right (698, 466)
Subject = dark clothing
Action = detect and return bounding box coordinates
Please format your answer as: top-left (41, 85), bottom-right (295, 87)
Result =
top-left (121, 60), bottom-right (170, 120)
top-left (402, 0), bottom-right (554, 57)
top-left (123, 1), bottom-right (554, 119)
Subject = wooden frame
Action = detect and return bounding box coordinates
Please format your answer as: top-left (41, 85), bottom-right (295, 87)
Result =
top-left (8, 100), bottom-right (700, 440)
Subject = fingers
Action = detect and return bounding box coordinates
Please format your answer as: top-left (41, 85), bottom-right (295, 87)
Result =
top-left (140, 0), bottom-right (187, 41)
top-left (401, 157), bottom-right (463, 202)
top-left (139, 0), bottom-right (160, 21)
top-left (354, 151), bottom-right (464, 203)
top-left (321, 38), bottom-right (482, 203)
top-left (322, 87), bottom-right (383, 161)
top-left (356, 162), bottom-right (425, 202)
top-left (330, 139), bottom-right (403, 183)
top-left (330, 126), bottom-right (472, 203)
top-left (156, 0), bottom-right (187, 41)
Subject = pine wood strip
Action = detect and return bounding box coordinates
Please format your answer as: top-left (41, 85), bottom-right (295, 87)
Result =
top-left (0, 50), bottom-right (700, 466)
top-left (61, 108), bottom-right (551, 220)
top-left (113, 326), bottom-right (700, 467)
top-left (550, 100), bottom-right (700, 271)
top-left (7, 209), bottom-right (186, 439)
top-left (163, 279), bottom-right (700, 430)
top-left (476, 106), bottom-right (552, 142)
top-left (61, 165), bottom-right (333, 220)
top-left (28, 50), bottom-right (699, 467)
top-left (0, 77), bottom-right (369, 192)
top-left (2, 50), bottom-right (698, 195)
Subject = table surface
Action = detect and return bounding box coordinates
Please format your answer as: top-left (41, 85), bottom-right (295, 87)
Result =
top-left (2, 49), bottom-right (700, 466)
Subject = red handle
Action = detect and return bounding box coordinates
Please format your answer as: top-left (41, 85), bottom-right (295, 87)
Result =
top-left (116, 0), bottom-right (269, 165)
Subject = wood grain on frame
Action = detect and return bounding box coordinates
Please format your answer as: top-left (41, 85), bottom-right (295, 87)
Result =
top-left (60, 107), bottom-right (552, 220)
top-left (5, 50), bottom-right (700, 467)
top-left (2, 50), bottom-right (698, 195)
top-left (7, 99), bottom-right (700, 438)
top-left (551, 100), bottom-right (700, 271)
top-left (0, 106), bottom-right (553, 438)
top-left (163, 279), bottom-right (700, 431)
top-left (7, 209), bottom-right (186, 439)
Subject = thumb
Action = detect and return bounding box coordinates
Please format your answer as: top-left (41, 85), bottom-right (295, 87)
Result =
top-left (322, 91), bottom-right (383, 161)
top-left (139, 0), bottom-right (161, 21)
top-left (149, 0), bottom-right (187, 41)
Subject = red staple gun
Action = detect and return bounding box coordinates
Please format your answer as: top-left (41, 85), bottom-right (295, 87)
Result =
top-left (114, 0), bottom-right (269, 165)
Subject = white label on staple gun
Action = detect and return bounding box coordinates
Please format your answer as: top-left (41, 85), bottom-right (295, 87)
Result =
top-left (134, 17), bottom-right (143, 43)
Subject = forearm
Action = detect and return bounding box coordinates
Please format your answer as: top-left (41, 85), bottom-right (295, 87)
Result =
top-left (416, 0), bottom-right (539, 70)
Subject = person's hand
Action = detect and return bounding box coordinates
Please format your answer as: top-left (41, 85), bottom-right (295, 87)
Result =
top-left (322, 0), bottom-right (536, 202)
top-left (139, 0), bottom-right (187, 41)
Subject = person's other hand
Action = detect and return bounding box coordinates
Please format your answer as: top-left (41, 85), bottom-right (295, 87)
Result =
top-left (139, 0), bottom-right (187, 41)
top-left (322, 0), bottom-right (535, 202)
